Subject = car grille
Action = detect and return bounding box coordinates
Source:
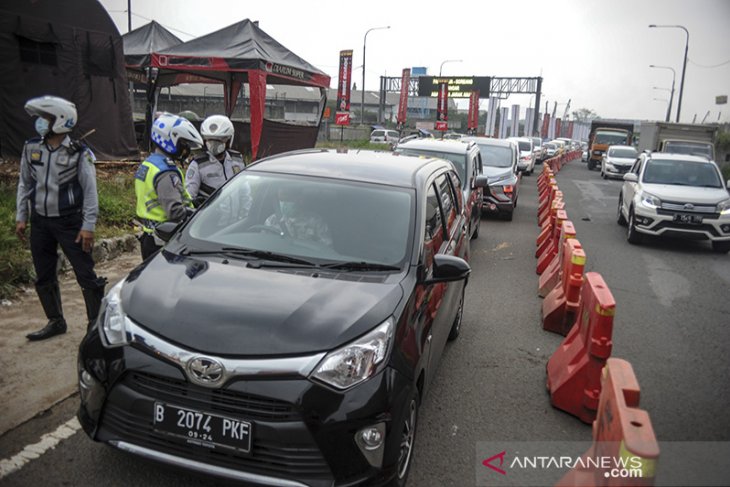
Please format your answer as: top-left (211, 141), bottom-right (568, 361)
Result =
top-left (126, 372), bottom-right (297, 421)
top-left (660, 201), bottom-right (717, 214)
top-left (101, 402), bottom-right (332, 479)
top-left (652, 221), bottom-right (719, 238)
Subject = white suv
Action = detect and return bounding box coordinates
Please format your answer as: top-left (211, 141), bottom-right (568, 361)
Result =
top-left (508, 137), bottom-right (535, 175)
top-left (617, 152), bottom-right (730, 253)
top-left (370, 129), bottom-right (400, 145)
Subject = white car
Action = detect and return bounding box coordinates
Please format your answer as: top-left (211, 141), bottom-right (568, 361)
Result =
top-left (601, 145), bottom-right (638, 180)
top-left (370, 129), bottom-right (400, 145)
top-left (617, 152), bottom-right (730, 253)
top-left (508, 137), bottom-right (535, 175)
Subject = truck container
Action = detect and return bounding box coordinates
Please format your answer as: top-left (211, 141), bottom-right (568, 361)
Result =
top-left (638, 121), bottom-right (717, 160)
top-left (587, 120), bottom-right (634, 170)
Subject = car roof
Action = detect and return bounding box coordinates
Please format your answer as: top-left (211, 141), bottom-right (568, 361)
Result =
top-left (396, 138), bottom-right (474, 154)
top-left (608, 145), bottom-right (636, 150)
top-left (462, 136), bottom-right (515, 148)
top-left (646, 152), bottom-right (714, 164)
top-left (249, 148), bottom-right (452, 188)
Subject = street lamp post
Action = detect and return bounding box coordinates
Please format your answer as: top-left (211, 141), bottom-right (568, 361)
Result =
top-left (438, 59), bottom-right (462, 76)
top-left (649, 24), bottom-right (688, 122)
top-left (361, 26), bottom-right (390, 125)
top-left (649, 65), bottom-right (676, 123)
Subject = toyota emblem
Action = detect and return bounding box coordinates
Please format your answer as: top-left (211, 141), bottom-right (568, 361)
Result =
top-left (684, 203), bottom-right (695, 210)
top-left (187, 357), bottom-right (224, 386)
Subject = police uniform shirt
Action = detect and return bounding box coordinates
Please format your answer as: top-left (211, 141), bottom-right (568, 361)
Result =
top-left (16, 136), bottom-right (98, 231)
top-left (185, 150), bottom-right (245, 199)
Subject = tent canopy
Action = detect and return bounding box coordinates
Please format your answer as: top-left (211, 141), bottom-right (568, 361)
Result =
top-left (123, 20), bottom-right (182, 69)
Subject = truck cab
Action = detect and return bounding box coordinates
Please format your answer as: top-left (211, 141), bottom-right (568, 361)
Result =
top-left (588, 129), bottom-right (631, 170)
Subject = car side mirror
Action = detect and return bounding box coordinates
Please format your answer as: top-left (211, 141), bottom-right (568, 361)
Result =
top-left (726, 179), bottom-right (730, 189)
top-left (154, 221), bottom-right (181, 242)
top-left (474, 175), bottom-right (490, 188)
top-left (623, 173), bottom-right (638, 183)
top-left (421, 254), bottom-right (471, 285)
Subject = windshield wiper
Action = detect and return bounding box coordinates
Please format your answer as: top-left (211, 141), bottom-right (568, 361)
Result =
top-left (180, 246), bottom-right (316, 266)
top-left (320, 261), bottom-right (402, 272)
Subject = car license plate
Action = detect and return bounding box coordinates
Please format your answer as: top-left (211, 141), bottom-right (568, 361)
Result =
top-left (674, 213), bottom-right (703, 224)
top-left (153, 402), bottom-right (252, 453)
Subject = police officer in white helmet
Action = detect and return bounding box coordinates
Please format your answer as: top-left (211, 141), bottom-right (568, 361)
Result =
top-left (135, 112), bottom-right (203, 260)
top-left (15, 95), bottom-right (107, 340)
top-left (186, 115), bottom-right (249, 207)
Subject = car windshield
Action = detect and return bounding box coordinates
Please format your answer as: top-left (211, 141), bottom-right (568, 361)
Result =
top-left (476, 144), bottom-right (513, 168)
top-left (517, 140), bottom-right (531, 152)
top-left (185, 172), bottom-right (415, 266)
top-left (609, 148), bottom-right (637, 158)
top-left (642, 159), bottom-right (722, 188)
top-left (397, 148), bottom-right (466, 187)
top-left (545, 143), bottom-right (556, 150)
top-left (663, 141), bottom-right (713, 158)
top-left (595, 132), bottom-right (628, 145)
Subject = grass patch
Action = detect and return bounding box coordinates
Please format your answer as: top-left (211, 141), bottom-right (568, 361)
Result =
top-left (0, 171), bottom-right (137, 300)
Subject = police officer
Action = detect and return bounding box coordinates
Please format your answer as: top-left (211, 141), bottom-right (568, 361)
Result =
top-left (135, 113), bottom-right (203, 260)
top-left (15, 96), bottom-right (106, 341)
top-left (185, 115), bottom-right (247, 207)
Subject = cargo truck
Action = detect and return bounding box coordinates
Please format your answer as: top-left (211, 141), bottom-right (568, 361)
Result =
top-left (587, 120), bottom-right (634, 170)
top-left (638, 122), bottom-right (717, 160)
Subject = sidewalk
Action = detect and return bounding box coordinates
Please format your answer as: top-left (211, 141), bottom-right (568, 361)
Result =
top-left (0, 250), bottom-right (141, 436)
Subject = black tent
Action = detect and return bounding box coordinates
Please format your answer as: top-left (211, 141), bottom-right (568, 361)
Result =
top-left (122, 20), bottom-right (182, 85)
top-left (148, 20), bottom-right (331, 160)
top-left (0, 0), bottom-right (138, 160)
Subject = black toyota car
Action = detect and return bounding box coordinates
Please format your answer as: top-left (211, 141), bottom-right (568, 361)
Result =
top-left (78, 149), bottom-right (483, 486)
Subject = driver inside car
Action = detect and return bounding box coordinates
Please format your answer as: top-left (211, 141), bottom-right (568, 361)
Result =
top-left (263, 188), bottom-right (333, 246)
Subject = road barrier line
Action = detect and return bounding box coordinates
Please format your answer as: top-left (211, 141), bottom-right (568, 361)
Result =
top-left (0, 417), bottom-right (80, 479)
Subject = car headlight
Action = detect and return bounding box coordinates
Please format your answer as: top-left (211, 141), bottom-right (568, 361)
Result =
top-left (639, 192), bottom-right (661, 209)
top-left (100, 279), bottom-right (130, 347)
top-left (311, 318), bottom-right (393, 390)
top-left (717, 199), bottom-right (730, 214)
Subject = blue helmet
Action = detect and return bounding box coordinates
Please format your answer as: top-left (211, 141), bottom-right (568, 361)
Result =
top-left (151, 113), bottom-right (203, 158)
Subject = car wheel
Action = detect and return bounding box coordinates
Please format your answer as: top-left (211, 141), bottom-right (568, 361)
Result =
top-left (448, 287), bottom-right (465, 341)
top-left (711, 241), bottom-right (730, 253)
top-left (389, 390), bottom-right (419, 487)
top-left (471, 215), bottom-right (480, 240)
top-left (627, 208), bottom-right (642, 244)
top-left (588, 160), bottom-right (595, 171)
top-left (617, 195), bottom-right (627, 226)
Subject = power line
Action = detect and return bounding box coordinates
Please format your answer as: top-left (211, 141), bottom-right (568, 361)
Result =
top-left (688, 58), bottom-right (730, 68)
top-left (107, 7), bottom-right (197, 38)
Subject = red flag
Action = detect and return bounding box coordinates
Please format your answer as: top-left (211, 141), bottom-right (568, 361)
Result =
top-left (335, 50), bottom-right (353, 126)
top-left (435, 82), bottom-right (448, 131)
top-left (397, 68), bottom-right (410, 127)
top-left (467, 90), bottom-right (480, 133)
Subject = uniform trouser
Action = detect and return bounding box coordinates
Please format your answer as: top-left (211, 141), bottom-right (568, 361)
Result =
top-left (30, 212), bottom-right (100, 289)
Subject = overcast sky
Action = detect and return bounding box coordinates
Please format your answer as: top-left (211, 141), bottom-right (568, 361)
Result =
top-left (102, 0), bottom-right (730, 123)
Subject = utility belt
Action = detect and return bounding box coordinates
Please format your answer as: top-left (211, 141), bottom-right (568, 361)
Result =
top-left (31, 208), bottom-right (82, 220)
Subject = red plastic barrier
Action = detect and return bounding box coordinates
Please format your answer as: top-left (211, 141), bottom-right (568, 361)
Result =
top-left (536, 201), bottom-right (564, 258)
top-left (537, 209), bottom-right (567, 274)
top-left (538, 178), bottom-right (557, 214)
top-left (546, 272), bottom-right (615, 423)
top-left (538, 188), bottom-right (562, 228)
top-left (538, 221), bottom-right (578, 297)
top-left (538, 165), bottom-right (554, 192)
top-left (542, 239), bottom-right (586, 335)
top-left (556, 358), bottom-right (659, 487)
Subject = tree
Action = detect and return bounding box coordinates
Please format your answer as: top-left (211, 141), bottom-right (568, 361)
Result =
top-left (572, 108), bottom-right (599, 123)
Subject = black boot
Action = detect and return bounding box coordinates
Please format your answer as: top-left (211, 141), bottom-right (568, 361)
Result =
top-left (27, 281), bottom-right (67, 341)
top-left (82, 277), bottom-right (107, 330)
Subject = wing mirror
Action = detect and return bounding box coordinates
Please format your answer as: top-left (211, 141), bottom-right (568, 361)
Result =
top-left (474, 175), bottom-right (490, 188)
top-left (623, 173), bottom-right (638, 183)
top-left (154, 221), bottom-right (181, 242)
top-left (421, 255), bottom-right (471, 285)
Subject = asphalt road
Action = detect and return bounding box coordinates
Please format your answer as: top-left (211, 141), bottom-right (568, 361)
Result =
top-left (2, 160), bottom-right (729, 486)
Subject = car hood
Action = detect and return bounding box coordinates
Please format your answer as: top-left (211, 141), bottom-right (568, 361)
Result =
top-left (606, 156), bottom-right (635, 165)
top-left (121, 252), bottom-right (404, 356)
top-left (641, 184), bottom-right (730, 204)
top-left (482, 166), bottom-right (514, 183)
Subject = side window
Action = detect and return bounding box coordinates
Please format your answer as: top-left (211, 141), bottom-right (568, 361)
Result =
top-left (448, 171), bottom-right (464, 210)
top-left (425, 183), bottom-right (444, 249)
top-left (435, 174), bottom-right (458, 234)
top-left (631, 157), bottom-right (643, 175)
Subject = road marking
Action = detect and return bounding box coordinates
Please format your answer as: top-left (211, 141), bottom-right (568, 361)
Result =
top-left (0, 417), bottom-right (80, 479)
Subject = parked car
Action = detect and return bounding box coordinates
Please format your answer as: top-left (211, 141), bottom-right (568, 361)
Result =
top-left (78, 149), bottom-right (482, 486)
top-left (617, 152), bottom-right (730, 253)
top-left (601, 145), bottom-right (638, 180)
top-left (581, 142), bottom-right (589, 162)
top-left (550, 139), bottom-right (567, 155)
top-left (555, 137), bottom-right (574, 152)
top-left (370, 128), bottom-right (400, 144)
top-left (508, 137), bottom-right (536, 175)
top-left (395, 139), bottom-right (484, 239)
top-left (464, 137), bottom-right (520, 221)
top-left (531, 136), bottom-right (546, 163)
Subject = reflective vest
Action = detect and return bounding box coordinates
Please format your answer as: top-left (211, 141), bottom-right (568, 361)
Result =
top-left (134, 153), bottom-right (191, 231)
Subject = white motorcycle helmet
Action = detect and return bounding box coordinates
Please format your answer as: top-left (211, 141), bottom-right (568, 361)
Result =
top-left (151, 113), bottom-right (203, 160)
top-left (200, 115), bottom-right (234, 156)
top-left (25, 96), bottom-right (77, 134)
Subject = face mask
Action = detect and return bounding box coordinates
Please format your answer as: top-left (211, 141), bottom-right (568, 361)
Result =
top-left (206, 140), bottom-right (226, 156)
top-left (35, 117), bottom-right (50, 137)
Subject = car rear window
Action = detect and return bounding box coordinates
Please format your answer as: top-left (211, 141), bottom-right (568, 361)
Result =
top-left (476, 144), bottom-right (513, 168)
top-left (517, 141), bottom-right (531, 151)
top-left (642, 159), bottom-right (722, 188)
top-left (609, 148), bottom-right (637, 158)
top-left (397, 148), bottom-right (467, 187)
top-left (663, 142), bottom-right (712, 158)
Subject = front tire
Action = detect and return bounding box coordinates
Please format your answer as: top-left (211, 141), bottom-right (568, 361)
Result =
top-left (389, 390), bottom-right (420, 487)
top-left (448, 287), bottom-right (465, 341)
top-left (712, 241), bottom-right (730, 253)
top-left (588, 159), bottom-right (595, 170)
top-left (617, 195), bottom-right (627, 226)
top-left (627, 208), bottom-right (642, 244)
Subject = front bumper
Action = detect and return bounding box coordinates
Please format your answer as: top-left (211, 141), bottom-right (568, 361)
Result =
top-left (482, 185), bottom-right (516, 215)
top-left (632, 204), bottom-right (730, 242)
top-left (77, 326), bottom-right (413, 487)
